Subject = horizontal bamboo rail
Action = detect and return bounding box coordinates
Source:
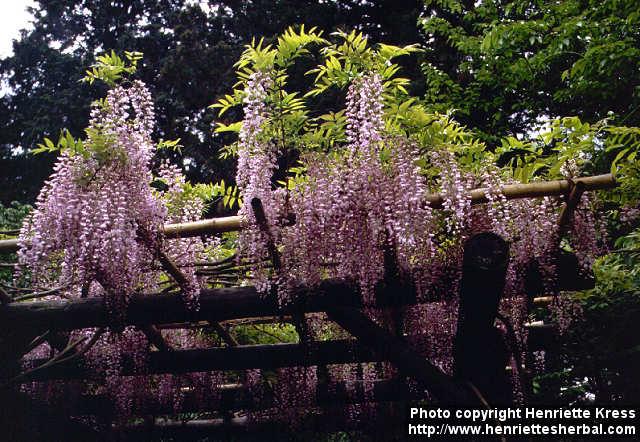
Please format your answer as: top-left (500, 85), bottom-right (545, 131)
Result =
top-left (0, 215), bottom-right (246, 254)
top-left (432, 173), bottom-right (615, 208)
top-left (0, 174), bottom-right (616, 254)
top-left (163, 215), bottom-right (246, 238)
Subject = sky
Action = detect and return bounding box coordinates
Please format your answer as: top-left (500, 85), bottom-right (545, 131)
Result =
top-left (0, 0), bottom-right (36, 58)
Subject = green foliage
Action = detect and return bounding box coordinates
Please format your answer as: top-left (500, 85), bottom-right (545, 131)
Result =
top-left (82, 51), bottom-right (143, 86)
top-left (33, 123), bottom-right (128, 172)
top-left (306, 30), bottom-right (420, 98)
top-left (33, 129), bottom-right (85, 156)
top-left (211, 27), bottom-right (425, 164)
top-left (420, 0), bottom-right (640, 144)
top-left (0, 202), bottom-right (31, 282)
top-left (492, 115), bottom-right (640, 207)
top-left (495, 117), bottom-right (602, 182)
top-left (551, 227), bottom-right (640, 404)
top-left (212, 180), bottom-right (241, 209)
top-left (156, 176), bottom-right (241, 215)
top-left (156, 138), bottom-right (183, 153)
top-left (232, 323), bottom-right (299, 345)
top-left (234, 26), bottom-right (328, 74)
top-left (0, 201), bottom-right (31, 237)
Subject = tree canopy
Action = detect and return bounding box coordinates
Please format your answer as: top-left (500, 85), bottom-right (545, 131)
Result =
top-left (0, 0), bottom-right (423, 204)
top-left (421, 0), bottom-right (640, 144)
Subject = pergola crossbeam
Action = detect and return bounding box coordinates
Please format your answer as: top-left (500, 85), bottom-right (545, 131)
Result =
top-left (23, 339), bottom-right (380, 381)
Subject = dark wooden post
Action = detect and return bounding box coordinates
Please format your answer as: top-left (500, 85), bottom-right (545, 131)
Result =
top-left (453, 232), bottom-right (512, 405)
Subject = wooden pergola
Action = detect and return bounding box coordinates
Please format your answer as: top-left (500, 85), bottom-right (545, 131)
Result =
top-left (0, 174), bottom-right (616, 440)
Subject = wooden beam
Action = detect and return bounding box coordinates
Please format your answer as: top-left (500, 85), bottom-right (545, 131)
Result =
top-left (0, 286), bottom-right (11, 305)
top-left (141, 325), bottom-right (172, 352)
top-left (0, 278), bottom-right (371, 333)
top-left (326, 306), bottom-right (478, 405)
top-left (155, 246), bottom-right (237, 347)
top-left (74, 378), bottom-right (424, 416)
top-left (0, 279), bottom-right (556, 352)
top-left (0, 238), bottom-right (18, 254)
top-left (21, 339), bottom-right (381, 382)
top-left (20, 329), bottom-right (552, 384)
top-left (210, 321), bottom-right (238, 347)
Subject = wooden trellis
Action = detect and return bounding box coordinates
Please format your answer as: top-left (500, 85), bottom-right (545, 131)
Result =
top-left (0, 174), bottom-right (616, 440)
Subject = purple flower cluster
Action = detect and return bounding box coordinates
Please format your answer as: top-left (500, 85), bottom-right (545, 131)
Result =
top-left (430, 149), bottom-right (472, 236)
top-left (279, 73), bottom-right (436, 304)
top-left (81, 326), bottom-right (150, 418)
top-left (345, 73), bottom-right (384, 153)
top-left (18, 81), bottom-right (166, 315)
top-left (569, 193), bottom-right (607, 271)
top-left (234, 70), bottom-right (602, 398)
top-left (235, 71), bottom-right (287, 294)
top-left (274, 365), bottom-right (318, 425)
top-left (156, 161), bottom-right (207, 308)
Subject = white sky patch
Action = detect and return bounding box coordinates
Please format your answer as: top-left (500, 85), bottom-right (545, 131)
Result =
top-left (0, 0), bottom-right (36, 58)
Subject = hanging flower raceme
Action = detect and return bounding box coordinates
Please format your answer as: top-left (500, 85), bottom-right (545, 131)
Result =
top-left (18, 80), bottom-right (166, 315)
top-left (275, 73), bottom-right (387, 305)
top-left (277, 72), bottom-right (438, 305)
top-left (156, 161), bottom-right (208, 308)
top-left (235, 71), bottom-right (287, 294)
top-left (345, 73), bottom-right (384, 154)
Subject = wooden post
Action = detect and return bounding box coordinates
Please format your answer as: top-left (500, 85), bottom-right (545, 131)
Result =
top-left (453, 232), bottom-right (512, 405)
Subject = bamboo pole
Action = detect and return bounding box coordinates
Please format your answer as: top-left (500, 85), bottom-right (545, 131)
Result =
top-left (425, 173), bottom-right (615, 209)
top-left (0, 174), bottom-right (615, 254)
top-left (0, 215), bottom-right (246, 254)
top-left (163, 215), bottom-right (246, 238)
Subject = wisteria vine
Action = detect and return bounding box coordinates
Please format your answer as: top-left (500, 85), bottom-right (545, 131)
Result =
top-left (15, 65), bottom-right (608, 432)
